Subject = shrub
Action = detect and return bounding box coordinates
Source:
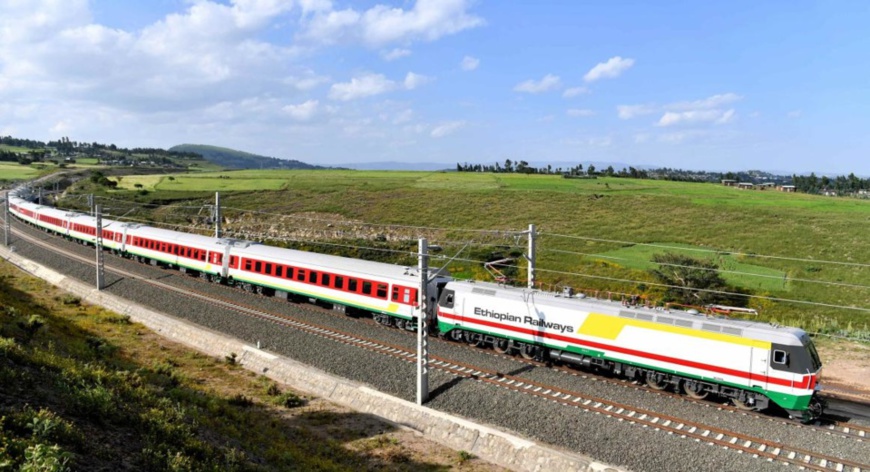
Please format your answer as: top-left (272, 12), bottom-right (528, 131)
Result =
top-left (227, 394), bottom-right (253, 408)
top-left (273, 392), bottom-right (305, 409)
top-left (20, 444), bottom-right (73, 472)
top-left (457, 450), bottom-right (475, 464)
top-left (17, 315), bottom-right (45, 338)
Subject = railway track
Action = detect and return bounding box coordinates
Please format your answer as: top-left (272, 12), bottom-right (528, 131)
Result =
top-left (5, 217), bottom-right (869, 471)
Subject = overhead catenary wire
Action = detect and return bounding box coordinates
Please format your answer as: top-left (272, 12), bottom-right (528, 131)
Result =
top-left (89, 195), bottom-right (870, 271)
top-left (540, 232), bottom-right (870, 269)
top-left (543, 248), bottom-right (870, 291)
top-left (79, 197), bottom-right (870, 311)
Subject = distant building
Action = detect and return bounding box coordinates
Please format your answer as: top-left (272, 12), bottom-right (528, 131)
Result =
top-left (778, 185), bottom-right (796, 192)
top-left (737, 182), bottom-right (754, 189)
top-left (721, 179), bottom-right (737, 186)
top-left (757, 182), bottom-right (775, 190)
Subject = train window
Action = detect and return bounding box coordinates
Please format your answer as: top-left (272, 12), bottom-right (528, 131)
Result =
top-left (308, 271), bottom-right (317, 284)
top-left (254, 261), bottom-right (262, 273)
top-left (274, 265), bottom-right (283, 277)
top-left (296, 269), bottom-right (306, 281)
top-left (362, 281), bottom-right (373, 295)
top-left (264, 263), bottom-right (272, 275)
top-left (391, 286), bottom-right (400, 301)
top-left (403, 289), bottom-right (411, 304)
top-left (243, 259), bottom-right (252, 271)
top-left (376, 284), bottom-right (387, 299)
top-left (321, 273), bottom-right (330, 286)
top-left (773, 350), bottom-right (789, 365)
top-left (230, 256), bottom-right (238, 268)
top-left (285, 267), bottom-right (294, 279)
top-left (348, 279), bottom-right (358, 292)
top-left (334, 276), bottom-right (344, 290)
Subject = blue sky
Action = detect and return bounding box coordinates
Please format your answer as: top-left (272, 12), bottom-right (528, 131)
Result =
top-left (1, 1), bottom-right (869, 174)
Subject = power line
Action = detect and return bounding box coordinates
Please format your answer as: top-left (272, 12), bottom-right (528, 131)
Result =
top-left (440, 257), bottom-right (870, 314)
top-left (540, 232), bottom-right (870, 268)
top-left (543, 248), bottom-right (870, 291)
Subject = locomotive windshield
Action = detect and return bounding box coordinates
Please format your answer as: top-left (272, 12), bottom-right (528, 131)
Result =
top-left (803, 337), bottom-right (823, 371)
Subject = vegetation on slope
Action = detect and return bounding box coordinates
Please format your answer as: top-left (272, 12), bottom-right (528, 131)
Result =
top-left (0, 260), bottom-right (495, 471)
top-left (169, 145), bottom-right (325, 171)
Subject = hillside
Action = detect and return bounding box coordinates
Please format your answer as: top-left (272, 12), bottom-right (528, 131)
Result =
top-left (0, 259), bottom-right (498, 471)
top-left (169, 144), bottom-right (325, 170)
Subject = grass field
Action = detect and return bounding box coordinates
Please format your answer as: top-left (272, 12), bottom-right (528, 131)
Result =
top-left (63, 169), bottom-right (870, 339)
top-left (0, 162), bottom-right (42, 180)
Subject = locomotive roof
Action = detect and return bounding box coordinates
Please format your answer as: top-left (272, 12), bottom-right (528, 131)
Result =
top-left (449, 280), bottom-right (807, 346)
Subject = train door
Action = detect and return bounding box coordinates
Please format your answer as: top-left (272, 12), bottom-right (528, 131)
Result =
top-left (749, 347), bottom-right (769, 390)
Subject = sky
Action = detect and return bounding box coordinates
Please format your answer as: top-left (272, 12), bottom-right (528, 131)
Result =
top-left (1, 1), bottom-right (869, 174)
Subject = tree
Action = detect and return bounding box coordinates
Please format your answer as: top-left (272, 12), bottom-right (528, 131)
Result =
top-left (586, 164), bottom-right (596, 175)
top-left (649, 252), bottom-right (744, 306)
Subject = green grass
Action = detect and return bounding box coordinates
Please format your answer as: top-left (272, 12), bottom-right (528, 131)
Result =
top-left (589, 243), bottom-right (789, 293)
top-left (0, 260), bottom-right (472, 471)
top-left (0, 144), bottom-right (33, 153)
top-left (0, 162), bottom-right (42, 180)
top-left (61, 170), bottom-right (870, 338)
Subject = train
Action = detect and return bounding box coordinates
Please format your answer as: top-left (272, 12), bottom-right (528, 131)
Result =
top-left (5, 186), bottom-right (826, 423)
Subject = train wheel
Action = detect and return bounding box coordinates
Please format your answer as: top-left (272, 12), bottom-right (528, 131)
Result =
top-left (645, 371), bottom-right (667, 390)
top-left (519, 343), bottom-right (538, 360)
top-left (732, 398), bottom-right (756, 411)
top-left (493, 338), bottom-right (510, 354)
top-left (681, 380), bottom-right (708, 399)
top-left (465, 332), bottom-right (484, 347)
top-left (449, 330), bottom-right (464, 342)
top-left (395, 318), bottom-right (406, 330)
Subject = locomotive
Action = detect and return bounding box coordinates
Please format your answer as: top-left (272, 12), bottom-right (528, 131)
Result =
top-left (5, 187), bottom-right (825, 422)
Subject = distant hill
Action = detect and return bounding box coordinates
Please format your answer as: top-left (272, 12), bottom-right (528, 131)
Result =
top-left (333, 161), bottom-right (455, 171)
top-left (169, 144), bottom-right (325, 170)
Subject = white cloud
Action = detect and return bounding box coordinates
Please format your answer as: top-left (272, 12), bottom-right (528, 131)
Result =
top-left (50, 120), bottom-right (74, 134)
top-left (392, 108), bottom-right (414, 124)
top-left (562, 86), bottom-right (588, 98)
top-left (657, 109), bottom-right (736, 127)
top-left (617, 104), bottom-right (655, 119)
top-left (302, 0), bottom-right (484, 46)
top-left (382, 48), bottom-right (411, 60)
top-left (329, 73), bottom-right (396, 101)
top-left (403, 72), bottom-right (431, 90)
top-left (283, 72), bottom-right (330, 91)
top-left (326, 71), bottom-right (426, 100)
top-left (461, 55), bottom-right (479, 71)
top-left (283, 99), bottom-right (319, 121)
top-left (669, 93), bottom-right (741, 110)
top-left (583, 56), bottom-right (634, 82)
top-left (299, 0), bottom-right (334, 15)
top-left (513, 74), bottom-right (561, 93)
top-left (566, 108), bottom-right (594, 117)
top-left (431, 120), bottom-right (465, 137)
top-left (716, 109), bottom-right (736, 124)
